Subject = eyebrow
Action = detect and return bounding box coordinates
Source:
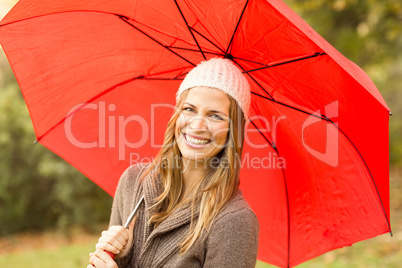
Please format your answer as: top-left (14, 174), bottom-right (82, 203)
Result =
top-left (184, 102), bottom-right (228, 117)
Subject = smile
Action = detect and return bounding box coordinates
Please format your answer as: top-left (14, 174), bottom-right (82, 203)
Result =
top-left (184, 134), bottom-right (211, 147)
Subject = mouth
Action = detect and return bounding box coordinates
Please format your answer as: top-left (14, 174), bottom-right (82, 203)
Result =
top-left (183, 133), bottom-right (211, 147)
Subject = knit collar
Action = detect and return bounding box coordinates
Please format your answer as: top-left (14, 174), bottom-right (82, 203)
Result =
top-left (142, 166), bottom-right (201, 235)
top-left (138, 165), bottom-right (243, 267)
top-left (139, 166), bottom-right (201, 267)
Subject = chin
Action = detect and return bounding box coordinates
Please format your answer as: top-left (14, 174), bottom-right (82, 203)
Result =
top-left (181, 152), bottom-right (209, 161)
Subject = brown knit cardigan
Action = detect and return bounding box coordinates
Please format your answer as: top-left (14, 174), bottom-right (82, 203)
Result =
top-left (110, 163), bottom-right (260, 268)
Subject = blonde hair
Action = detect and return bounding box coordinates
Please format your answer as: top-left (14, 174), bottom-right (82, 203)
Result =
top-left (141, 88), bottom-right (246, 253)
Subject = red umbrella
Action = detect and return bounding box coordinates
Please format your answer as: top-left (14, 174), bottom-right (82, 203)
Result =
top-left (0, 0), bottom-right (391, 267)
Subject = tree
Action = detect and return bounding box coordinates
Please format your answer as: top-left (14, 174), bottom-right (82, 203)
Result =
top-left (285, 0), bottom-right (402, 165)
top-left (0, 52), bottom-right (112, 235)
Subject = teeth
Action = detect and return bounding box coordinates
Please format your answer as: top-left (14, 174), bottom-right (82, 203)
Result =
top-left (186, 134), bottom-right (210, 145)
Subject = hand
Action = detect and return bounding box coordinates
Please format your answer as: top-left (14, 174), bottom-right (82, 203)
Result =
top-left (95, 225), bottom-right (130, 257)
top-left (87, 249), bottom-right (118, 268)
top-left (93, 216), bottom-right (137, 259)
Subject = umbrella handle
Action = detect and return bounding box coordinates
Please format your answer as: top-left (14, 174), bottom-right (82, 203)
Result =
top-left (105, 250), bottom-right (116, 259)
top-left (94, 196), bottom-right (144, 267)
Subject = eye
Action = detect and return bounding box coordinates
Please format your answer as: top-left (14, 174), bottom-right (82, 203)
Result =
top-left (210, 114), bottom-right (224, 121)
top-left (182, 107), bottom-right (195, 113)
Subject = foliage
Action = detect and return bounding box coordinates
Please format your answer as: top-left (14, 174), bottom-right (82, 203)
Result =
top-left (0, 54), bottom-right (112, 235)
top-left (284, 0), bottom-right (402, 165)
top-left (0, 0), bottom-right (401, 241)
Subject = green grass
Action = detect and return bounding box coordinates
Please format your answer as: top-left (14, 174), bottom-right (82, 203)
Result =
top-left (0, 242), bottom-right (93, 268)
top-left (256, 233), bottom-right (401, 268)
top-left (1, 168), bottom-right (400, 268)
top-left (0, 233), bottom-right (400, 268)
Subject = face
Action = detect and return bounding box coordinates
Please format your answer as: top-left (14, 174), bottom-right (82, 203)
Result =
top-left (175, 86), bottom-right (230, 161)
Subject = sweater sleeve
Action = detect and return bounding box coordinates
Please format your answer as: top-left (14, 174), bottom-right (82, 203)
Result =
top-left (204, 208), bottom-right (260, 268)
top-left (109, 164), bottom-right (147, 268)
top-left (109, 167), bottom-right (130, 227)
top-left (109, 163), bottom-right (146, 227)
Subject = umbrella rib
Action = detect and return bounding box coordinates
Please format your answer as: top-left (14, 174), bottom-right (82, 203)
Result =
top-left (281, 163), bottom-right (291, 268)
top-left (328, 119), bottom-right (393, 235)
top-left (189, 27), bottom-right (226, 53)
top-left (243, 52), bottom-right (326, 73)
top-left (237, 56), bottom-right (389, 231)
top-left (167, 46), bottom-right (224, 56)
top-left (249, 119), bottom-right (291, 267)
top-left (174, 0), bottom-right (206, 60)
top-left (225, 0), bottom-right (249, 55)
top-left (230, 53), bottom-right (327, 102)
top-left (231, 59), bottom-right (275, 101)
top-left (116, 15), bottom-right (196, 66)
top-left (175, 71), bottom-right (189, 79)
top-left (34, 73), bottom-right (182, 143)
top-left (0, 10), bottom-right (122, 27)
top-left (34, 77), bottom-right (137, 143)
top-left (246, 74), bottom-right (274, 100)
top-left (253, 91), bottom-right (392, 234)
top-left (250, 94), bottom-right (392, 241)
top-left (249, 119), bottom-right (274, 149)
top-left (232, 56), bottom-right (267, 66)
top-left (251, 91), bottom-right (327, 121)
top-left (135, 77), bottom-right (184, 80)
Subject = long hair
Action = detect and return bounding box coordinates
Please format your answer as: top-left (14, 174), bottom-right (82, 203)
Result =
top-left (140, 88), bottom-right (246, 253)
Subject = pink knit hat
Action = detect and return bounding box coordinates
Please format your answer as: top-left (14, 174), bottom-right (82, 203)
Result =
top-left (176, 58), bottom-right (251, 118)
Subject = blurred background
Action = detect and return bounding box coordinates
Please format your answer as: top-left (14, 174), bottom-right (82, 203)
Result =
top-left (0, 0), bottom-right (401, 267)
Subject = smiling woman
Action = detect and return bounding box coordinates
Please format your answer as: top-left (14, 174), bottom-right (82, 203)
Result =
top-left (88, 58), bottom-right (259, 268)
top-left (175, 86), bottom-right (231, 161)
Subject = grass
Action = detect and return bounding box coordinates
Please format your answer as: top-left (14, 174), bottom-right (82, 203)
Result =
top-left (1, 168), bottom-right (401, 268)
top-left (0, 243), bottom-right (93, 268)
top-left (256, 232), bottom-right (401, 268)
top-left (0, 230), bottom-right (399, 268)
top-left (0, 231), bottom-right (97, 268)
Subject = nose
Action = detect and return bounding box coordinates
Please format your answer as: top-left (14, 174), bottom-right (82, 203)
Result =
top-left (189, 115), bottom-right (208, 131)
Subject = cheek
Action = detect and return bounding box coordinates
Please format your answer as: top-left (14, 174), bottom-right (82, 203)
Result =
top-left (175, 115), bottom-right (186, 134)
top-left (212, 124), bottom-right (229, 142)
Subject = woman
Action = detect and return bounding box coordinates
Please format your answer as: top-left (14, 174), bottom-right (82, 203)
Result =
top-left (88, 58), bottom-right (260, 268)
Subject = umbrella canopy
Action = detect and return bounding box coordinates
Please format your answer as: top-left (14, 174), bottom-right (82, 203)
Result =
top-left (0, 0), bottom-right (391, 267)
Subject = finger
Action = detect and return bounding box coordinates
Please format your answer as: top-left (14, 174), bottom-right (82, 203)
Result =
top-left (102, 227), bottom-right (129, 245)
top-left (94, 248), bottom-right (117, 264)
top-left (98, 235), bottom-right (122, 247)
top-left (114, 226), bottom-right (130, 242)
top-left (111, 225), bottom-right (132, 242)
top-left (96, 241), bottom-right (121, 255)
top-left (98, 230), bottom-right (127, 248)
top-left (90, 248), bottom-right (115, 265)
top-left (89, 253), bottom-right (105, 268)
top-left (95, 249), bottom-right (118, 268)
top-left (107, 225), bottom-right (126, 233)
top-left (87, 265), bottom-right (94, 268)
top-left (97, 233), bottom-right (126, 253)
top-left (94, 248), bottom-right (113, 258)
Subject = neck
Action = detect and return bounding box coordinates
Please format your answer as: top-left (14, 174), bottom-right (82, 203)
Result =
top-left (180, 158), bottom-right (208, 200)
